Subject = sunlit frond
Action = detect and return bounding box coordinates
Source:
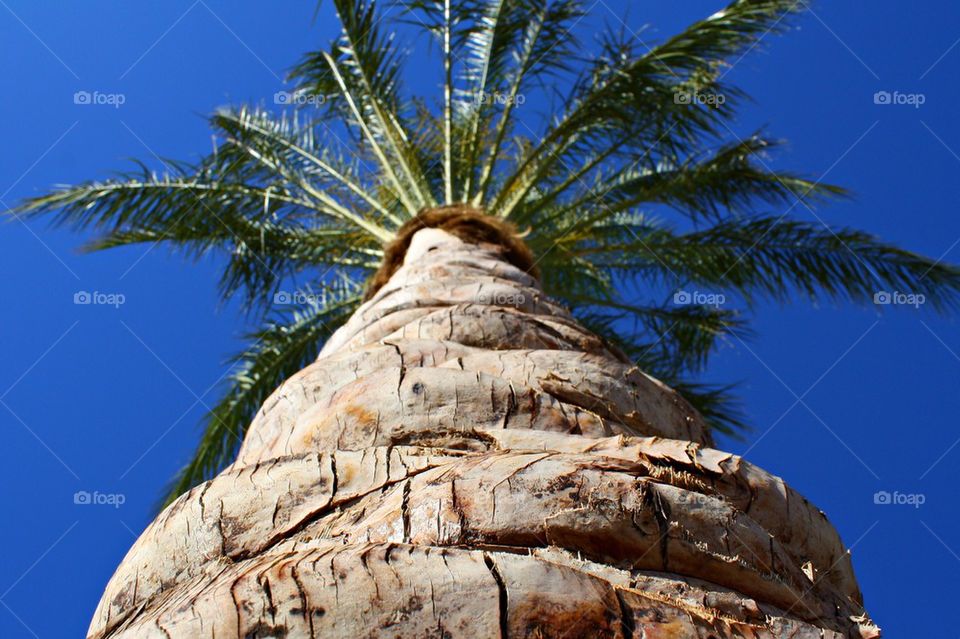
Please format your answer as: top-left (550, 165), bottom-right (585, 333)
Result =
top-left (490, 0), bottom-right (806, 219)
top-left (14, 130), bottom-right (384, 312)
top-left (564, 214), bottom-right (960, 311)
top-left (213, 107), bottom-right (404, 227)
top-left (292, 0), bottom-right (435, 211)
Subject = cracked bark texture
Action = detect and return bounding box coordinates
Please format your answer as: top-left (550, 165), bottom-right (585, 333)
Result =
top-left (89, 229), bottom-right (879, 638)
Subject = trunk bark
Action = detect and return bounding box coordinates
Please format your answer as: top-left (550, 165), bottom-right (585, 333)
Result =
top-left (89, 229), bottom-right (879, 638)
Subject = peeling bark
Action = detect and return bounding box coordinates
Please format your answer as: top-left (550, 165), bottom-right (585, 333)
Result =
top-left (89, 232), bottom-right (878, 638)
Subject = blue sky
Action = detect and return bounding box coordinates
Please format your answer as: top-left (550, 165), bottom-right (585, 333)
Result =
top-left (1, 1), bottom-right (957, 636)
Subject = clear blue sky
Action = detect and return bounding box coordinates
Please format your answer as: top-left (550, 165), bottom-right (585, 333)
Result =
top-left (1, 1), bottom-right (957, 636)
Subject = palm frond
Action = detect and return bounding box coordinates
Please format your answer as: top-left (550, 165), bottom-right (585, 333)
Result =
top-left (292, 0), bottom-right (435, 210)
top-left (491, 0), bottom-right (805, 219)
top-left (519, 135), bottom-right (845, 229)
top-left (568, 215), bottom-right (960, 311)
top-left (469, 0), bottom-right (584, 205)
top-left (13, 154), bottom-right (382, 312)
top-left (212, 107), bottom-right (404, 228)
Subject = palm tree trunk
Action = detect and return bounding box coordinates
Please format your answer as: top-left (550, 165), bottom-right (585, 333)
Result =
top-left (88, 228), bottom-right (878, 638)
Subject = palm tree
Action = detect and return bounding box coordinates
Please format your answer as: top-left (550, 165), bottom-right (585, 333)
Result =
top-left (15, 0), bottom-right (941, 635)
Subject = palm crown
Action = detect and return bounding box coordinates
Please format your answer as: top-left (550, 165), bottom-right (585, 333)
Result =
top-left (16, 0), bottom-right (960, 506)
